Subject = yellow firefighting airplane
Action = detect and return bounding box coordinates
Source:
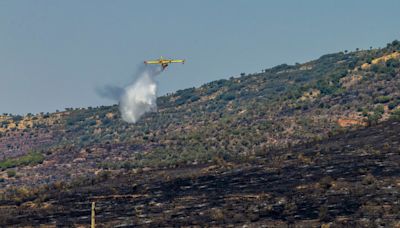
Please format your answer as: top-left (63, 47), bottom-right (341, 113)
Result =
top-left (144, 56), bottom-right (185, 70)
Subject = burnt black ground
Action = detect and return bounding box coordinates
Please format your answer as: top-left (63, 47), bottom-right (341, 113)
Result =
top-left (1, 121), bottom-right (400, 227)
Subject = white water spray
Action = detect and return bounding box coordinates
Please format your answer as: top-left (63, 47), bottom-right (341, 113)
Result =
top-left (97, 65), bottom-right (161, 123)
top-left (120, 67), bottom-right (160, 123)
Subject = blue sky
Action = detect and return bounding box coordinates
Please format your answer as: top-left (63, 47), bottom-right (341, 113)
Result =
top-left (1, 0), bottom-right (400, 114)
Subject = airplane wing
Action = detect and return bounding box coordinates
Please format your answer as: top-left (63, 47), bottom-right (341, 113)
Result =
top-left (144, 60), bottom-right (161, 64)
top-left (170, 59), bottom-right (185, 63)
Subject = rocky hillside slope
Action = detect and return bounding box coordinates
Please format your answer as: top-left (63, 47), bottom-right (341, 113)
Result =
top-left (1, 40), bottom-right (400, 190)
top-left (1, 120), bottom-right (399, 227)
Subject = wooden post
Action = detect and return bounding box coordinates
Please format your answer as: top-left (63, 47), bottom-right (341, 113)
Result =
top-left (91, 202), bottom-right (95, 228)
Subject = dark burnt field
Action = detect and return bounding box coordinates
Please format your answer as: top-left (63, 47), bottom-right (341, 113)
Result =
top-left (1, 121), bottom-right (400, 227)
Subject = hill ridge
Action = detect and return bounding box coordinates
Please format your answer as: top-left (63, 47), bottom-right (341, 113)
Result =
top-left (0, 40), bottom-right (400, 188)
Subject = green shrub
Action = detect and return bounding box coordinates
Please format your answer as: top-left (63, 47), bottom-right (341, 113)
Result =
top-left (388, 102), bottom-right (397, 110)
top-left (6, 170), bottom-right (16, 178)
top-left (375, 105), bottom-right (385, 115)
top-left (12, 115), bottom-right (23, 122)
top-left (390, 109), bottom-right (400, 120)
top-left (388, 99), bottom-right (400, 110)
top-left (0, 152), bottom-right (45, 170)
top-left (367, 113), bottom-right (381, 126)
top-left (374, 96), bottom-right (391, 104)
top-left (219, 93), bottom-right (236, 101)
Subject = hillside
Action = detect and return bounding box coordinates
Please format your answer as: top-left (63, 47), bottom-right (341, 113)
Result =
top-left (0, 40), bottom-right (400, 226)
top-left (1, 120), bottom-right (400, 227)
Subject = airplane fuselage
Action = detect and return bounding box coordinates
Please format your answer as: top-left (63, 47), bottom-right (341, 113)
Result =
top-left (144, 57), bottom-right (185, 70)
